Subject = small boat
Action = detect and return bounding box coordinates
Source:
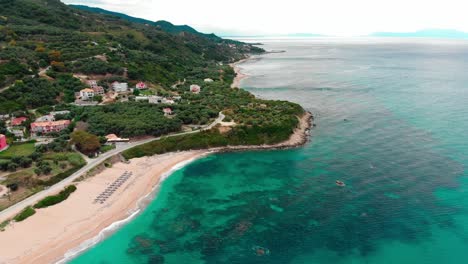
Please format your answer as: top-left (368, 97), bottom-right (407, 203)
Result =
top-left (252, 246), bottom-right (270, 256)
top-left (336, 180), bottom-right (346, 187)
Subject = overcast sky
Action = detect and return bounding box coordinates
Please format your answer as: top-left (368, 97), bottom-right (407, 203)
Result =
top-left (63, 0), bottom-right (468, 36)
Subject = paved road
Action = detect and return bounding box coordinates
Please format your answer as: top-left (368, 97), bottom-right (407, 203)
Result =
top-left (0, 112), bottom-right (224, 221)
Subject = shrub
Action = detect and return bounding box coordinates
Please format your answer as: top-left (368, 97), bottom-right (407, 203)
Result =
top-left (34, 185), bottom-right (77, 209)
top-left (14, 206), bottom-right (36, 222)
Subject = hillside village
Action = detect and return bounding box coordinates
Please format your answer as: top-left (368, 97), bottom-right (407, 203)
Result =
top-left (0, 0), bottom-right (304, 213)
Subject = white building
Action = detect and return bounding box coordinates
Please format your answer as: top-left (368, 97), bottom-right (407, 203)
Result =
top-left (135, 96), bottom-right (149, 102)
top-left (7, 127), bottom-right (24, 139)
top-left (112, 82), bottom-right (128, 93)
top-left (148, 96), bottom-right (163, 104)
top-left (88, 80), bottom-right (98, 88)
top-left (36, 115), bottom-right (55, 122)
top-left (162, 98), bottom-right (175, 105)
top-left (79, 88), bottom-right (95, 101)
top-left (50, 110), bottom-right (70, 116)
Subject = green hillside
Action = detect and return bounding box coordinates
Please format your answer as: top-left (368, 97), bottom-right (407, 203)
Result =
top-left (0, 0), bottom-right (263, 112)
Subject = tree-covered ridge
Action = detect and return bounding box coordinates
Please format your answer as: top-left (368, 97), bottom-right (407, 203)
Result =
top-left (70, 5), bottom-right (227, 42)
top-left (0, 0), bottom-right (263, 94)
top-left (0, 0), bottom-right (304, 146)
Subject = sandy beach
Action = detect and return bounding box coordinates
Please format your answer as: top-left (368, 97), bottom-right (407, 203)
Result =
top-left (0, 151), bottom-right (207, 264)
top-left (230, 57), bottom-right (251, 88)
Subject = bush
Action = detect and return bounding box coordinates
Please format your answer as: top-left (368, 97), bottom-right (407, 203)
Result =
top-left (37, 163), bottom-right (85, 186)
top-left (14, 206), bottom-right (36, 222)
top-left (34, 185), bottom-right (77, 209)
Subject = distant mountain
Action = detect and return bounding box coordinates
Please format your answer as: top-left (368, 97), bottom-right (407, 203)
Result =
top-left (370, 29), bottom-right (468, 39)
top-left (69, 5), bottom-right (223, 41)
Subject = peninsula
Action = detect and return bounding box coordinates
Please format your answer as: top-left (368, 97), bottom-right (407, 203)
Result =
top-left (0, 1), bottom-right (312, 263)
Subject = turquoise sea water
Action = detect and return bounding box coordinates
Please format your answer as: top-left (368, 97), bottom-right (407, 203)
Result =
top-left (71, 38), bottom-right (468, 263)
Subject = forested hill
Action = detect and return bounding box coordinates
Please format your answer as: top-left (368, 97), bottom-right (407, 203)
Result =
top-left (69, 4), bottom-right (225, 42)
top-left (0, 0), bottom-right (264, 112)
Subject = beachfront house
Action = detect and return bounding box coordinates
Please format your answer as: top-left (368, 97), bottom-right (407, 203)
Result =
top-left (31, 120), bottom-right (71, 134)
top-left (190, 84), bottom-right (201, 94)
top-left (0, 134), bottom-right (8, 151)
top-left (163, 108), bottom-right (173, 116)
top-left (11, 117), bottom-right (27, 127)
top-left (112, 82), bottom-right (128, 93)
top-left (135, 81), bottom-right (148, 90)
top-left (79, 88), bottom-right (95, 101)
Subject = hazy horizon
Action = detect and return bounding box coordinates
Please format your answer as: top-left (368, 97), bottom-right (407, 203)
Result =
top-left (63, 0), bottom-right (468, 38)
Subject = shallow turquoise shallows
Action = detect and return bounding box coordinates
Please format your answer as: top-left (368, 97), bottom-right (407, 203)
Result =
top-left (70, 38), bottom-right (468, 264)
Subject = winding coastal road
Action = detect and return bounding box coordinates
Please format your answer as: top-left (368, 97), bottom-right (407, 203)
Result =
top-left (0, 112), bottom-right (224, 222)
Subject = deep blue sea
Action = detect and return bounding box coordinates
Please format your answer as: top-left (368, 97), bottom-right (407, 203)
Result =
top-left (71, 38), bottom-right (468, 263)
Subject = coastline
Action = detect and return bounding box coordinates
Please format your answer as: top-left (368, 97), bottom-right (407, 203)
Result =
top-left (0, 111), bottom-right (312, 264)
top-left (0, 53), bottom-right (313, 264)
top-left (230, 57), bottom-right (251, 88)
top-left (0, 151), bottom-right (209, 264)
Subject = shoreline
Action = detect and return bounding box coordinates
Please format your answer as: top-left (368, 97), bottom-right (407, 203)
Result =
top-left (0, 51), bottom-right (313, 263)
top-left (230, 56), bottom-right (252, 88)
top-left (0, 151), bottom-right (209, 264)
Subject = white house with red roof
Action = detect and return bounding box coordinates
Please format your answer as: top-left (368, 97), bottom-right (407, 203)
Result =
top-left (190, 84), bottom-right (201, 94)
top-left (135, 81), bottom-right (147, 90)
top-left (11, 117), bottom-right (27, 126)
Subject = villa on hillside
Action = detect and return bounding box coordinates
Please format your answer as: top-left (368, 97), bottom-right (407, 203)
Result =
top-left (31, 120), bottom-right (71, 134)
top-left (88, 80), bottom-right (98, 88)
top-left (0, 134), bottom-right (8, 152)
top-left (80, 88), bottom-right (95, 101)
top-left (135, 81), bottom-right (147, 90)
top-left (190, 84), bottom-right (201, 94)
top-left (11, 117), bottom-right (27, 126)
top-left (92, 86), bottom-right (105, 96)
top-left (112, 82), bottom-right (128, 93)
